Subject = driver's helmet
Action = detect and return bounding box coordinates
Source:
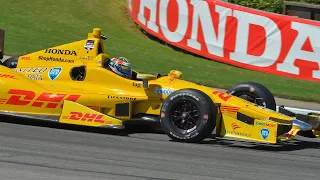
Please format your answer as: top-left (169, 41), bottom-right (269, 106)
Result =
top-left (107, 57), bottom-right (132, 79)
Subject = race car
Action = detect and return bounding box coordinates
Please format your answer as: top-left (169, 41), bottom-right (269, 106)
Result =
top-left (226, 82), bottom-right (320, 138)
top-left (0, 28), bottom-right (314, 143)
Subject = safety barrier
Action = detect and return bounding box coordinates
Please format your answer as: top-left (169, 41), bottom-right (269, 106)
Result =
top-left (127, 0), bottom-right (320, 82)
top-left (283, 1), bottom-right (320, 21)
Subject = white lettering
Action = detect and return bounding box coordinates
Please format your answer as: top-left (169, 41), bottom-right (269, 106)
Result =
top-left (159, 0), bottom-right (188, 42)
top-left (127, 0), bottom-right (132, 11)
top-left (230, 10), bottom-right (282, 67)
top-left (138, 0), bottom-right (159, 33)
top-left (187, 1), bottom-right (232, 57)
top-left (277, 22), bottom-right (320, 79)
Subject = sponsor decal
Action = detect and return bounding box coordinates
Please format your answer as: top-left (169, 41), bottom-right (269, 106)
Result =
top-left (80, 56), bottom-right (94, 60)
top-left (28, 74), bottom-right (43, 80)
top-left (38, 56), bottom-right (74, 63)
top-left (260, 128), bottom-right (270, 140)
top-left (48, 67), bottom-right (62, 81)
top-left (14, 67), bottom-right (47, 73)
top-left (0, 74), bottom-right (18, 79)
top-left (154, 87), bottom-right (174, 95)
top-left (84, 40), bottom-right (95, 51)
top-left (221, 106), bottom-right (240, 114)
top-left (107, 95), bottom-right (136, 101)
top-left (1, 89), bottom-right (80, 108)
top-left (132, 82), bottom-right (142, 88)
top-left (226, 123), bottom-right (252, 137)
top-left (143, 81), bottom-right (148, 88)
top-left (20, 56), bottom-right (32, 60)
top-left (45, 49), bottom-right (77, 56)
top-left (226, 130), bottom-right (251, 137)
top-left (128, 0), bottom-right (320, 82)
top-left (14, 67), bottom-right (47, 81)
top-left (212, 91), bottom-right (232, 102)
top-left (231, 123), bottom-right (241, 131)
top-left (255, 122), bottom-right (276, 128)
top-left (62, 112), bottom-right (112, 124)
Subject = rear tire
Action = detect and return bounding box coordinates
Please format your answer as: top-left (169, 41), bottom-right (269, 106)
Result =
top-left (160, 89), bottom-right (217, 143)
top-left (226, 82), bottom-right (276, 110)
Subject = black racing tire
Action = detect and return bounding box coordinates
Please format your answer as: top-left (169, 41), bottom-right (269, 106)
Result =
top-left (226, 82), bottom-right (276, 110)
top-left (160, 88), bottom-right (217, 143)
top-left (2, 55), bottom-right (21, 68)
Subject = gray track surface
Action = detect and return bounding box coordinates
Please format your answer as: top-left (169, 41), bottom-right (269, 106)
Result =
top-left (0, 118), bottom-right (320, 180)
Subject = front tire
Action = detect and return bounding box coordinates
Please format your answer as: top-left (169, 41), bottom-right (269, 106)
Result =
top-left (226, 82), bottom-right (276, 110)
top-left (160, 89), bottom-right (217, 143)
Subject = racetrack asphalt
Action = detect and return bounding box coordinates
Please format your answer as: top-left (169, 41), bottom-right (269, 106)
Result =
top-left (0, 117), bottom-right (320, 180)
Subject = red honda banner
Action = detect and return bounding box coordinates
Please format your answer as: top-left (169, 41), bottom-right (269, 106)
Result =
top-left (127, 0), bottom-right (320, 82)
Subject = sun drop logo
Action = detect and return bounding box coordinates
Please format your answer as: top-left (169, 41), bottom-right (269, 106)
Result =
top-left (48, 67), bottom-right (62, 80)
top-left (154, 87), bottom-right (174, 95)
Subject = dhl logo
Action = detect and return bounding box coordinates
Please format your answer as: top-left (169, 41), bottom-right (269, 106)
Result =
top-left (63, 112), bottom-right (112, 124)
top-left (231, 123), bottom-right (241, 131)
top-left (221, 106), bottom-right (240, 114)
top-left (1, 89), bottom-right (80, 108)
top-left (0, 74), bottom-right (18, 79)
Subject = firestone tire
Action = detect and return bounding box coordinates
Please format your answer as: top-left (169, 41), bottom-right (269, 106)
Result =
top-left (160, 89), bottom-right (217, 143)
top-left (226, 82), bottom-right (276, 110)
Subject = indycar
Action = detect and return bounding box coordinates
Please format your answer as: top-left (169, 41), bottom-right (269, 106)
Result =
top-left (0, 28), bottom-right (317, 143)
top-left (225, 82), bottom-right (320, 138)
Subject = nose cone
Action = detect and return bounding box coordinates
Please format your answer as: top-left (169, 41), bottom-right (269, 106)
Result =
top-left (292, 119), bottom-right (312, 131)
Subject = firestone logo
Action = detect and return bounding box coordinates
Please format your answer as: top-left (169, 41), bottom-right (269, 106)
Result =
top-left (45, 49), bottom-right (77, 56)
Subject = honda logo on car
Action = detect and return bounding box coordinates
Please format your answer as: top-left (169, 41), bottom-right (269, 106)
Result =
top-left (128, 0), bottom-right (320, 82)
top-left (45, 48), bottom-right (77, 56)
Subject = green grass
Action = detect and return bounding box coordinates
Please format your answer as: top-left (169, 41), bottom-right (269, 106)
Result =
top-left (1, 0), bottom-right (320, 102)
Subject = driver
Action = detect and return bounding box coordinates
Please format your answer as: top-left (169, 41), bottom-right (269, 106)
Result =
top-left (106, 57), bottom-right (132, 79)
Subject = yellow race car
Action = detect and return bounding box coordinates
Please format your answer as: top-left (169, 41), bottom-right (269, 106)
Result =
top-left (226, 82), bottom-right (320, 138)
top-left (0, 28), bottom-right (314, 143)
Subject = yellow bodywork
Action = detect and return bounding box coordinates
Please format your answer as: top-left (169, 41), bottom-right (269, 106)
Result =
top-left (0, 28), bottom-right (302, 143)
top-left (309, 114), bottom-right (320, 137)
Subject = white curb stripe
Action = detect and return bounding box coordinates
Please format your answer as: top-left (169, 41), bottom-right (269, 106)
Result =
top-left (276, 106), bottom-right (320, 115)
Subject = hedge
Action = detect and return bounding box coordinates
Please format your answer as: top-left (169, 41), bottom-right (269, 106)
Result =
top-left (227, 0), bottom-right (320, 14)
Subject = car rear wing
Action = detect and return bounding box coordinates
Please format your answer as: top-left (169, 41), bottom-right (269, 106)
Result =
top-left (0, 29), bottom-right (4, 60)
